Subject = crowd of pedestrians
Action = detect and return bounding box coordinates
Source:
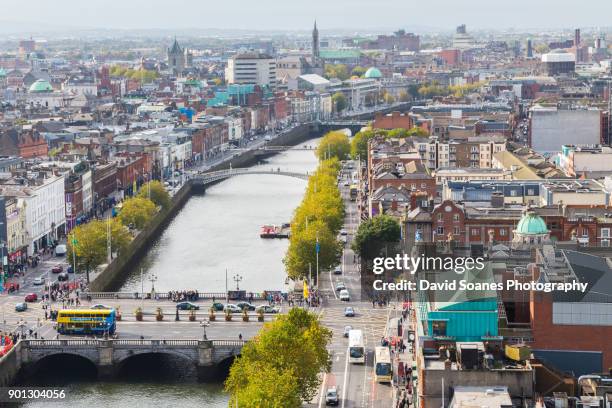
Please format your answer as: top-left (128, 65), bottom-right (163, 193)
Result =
top-left (168, 290), bottom-right (199, 302)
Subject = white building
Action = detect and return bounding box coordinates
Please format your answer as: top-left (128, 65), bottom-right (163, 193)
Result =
top-left (225, 53), bottom-right (277, 89)
top-left (62, 78), bottom-right (97, 97)
top-left (290, 92), bottom-right (332, 123)
top-left (225, 117), bottom-right (243, 141)
top-left (530, 106), bottom-right (601, 154)
top-left (12, 173), bottom-right (66, 253)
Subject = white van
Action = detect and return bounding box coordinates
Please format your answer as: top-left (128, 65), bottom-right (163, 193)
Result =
top-left (55, 244), bottom-right (67, 256)
top-left (339, 289), bottom-right (350, 301)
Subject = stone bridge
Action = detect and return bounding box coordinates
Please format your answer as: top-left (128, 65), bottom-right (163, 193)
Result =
top-left (191, 167), bottom-right (309, 190)
top-left (10, 339), bottom-right (245, 382)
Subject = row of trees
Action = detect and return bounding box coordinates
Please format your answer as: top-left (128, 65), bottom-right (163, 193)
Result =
top-left (352, 214), bottom-right (401, 260)
top-left (109, 65), bottom-right (159, 83)
top-left (225, 308), bottom-right (332, 407)
top-left (67, 181), bottom-right (171, 280)
top-left (350, 127), bottom-right (429, 159)
top-left (418, 81), bottom-right (483, 99)
top-left (284, 132), bottom-right (349, 281)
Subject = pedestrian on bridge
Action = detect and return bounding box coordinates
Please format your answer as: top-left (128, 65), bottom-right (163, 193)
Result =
top-left (238, 333), bottom-right (242, 340)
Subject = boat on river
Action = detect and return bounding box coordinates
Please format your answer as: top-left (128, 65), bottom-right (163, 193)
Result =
top-left (260, 223), bottom-right (291, 238)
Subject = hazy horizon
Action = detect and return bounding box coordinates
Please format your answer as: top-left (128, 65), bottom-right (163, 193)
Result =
top-left (1, 0), bottom-right (612, 33)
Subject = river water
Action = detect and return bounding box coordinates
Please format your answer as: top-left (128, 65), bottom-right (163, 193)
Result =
top-left (21, 135), bottom-right (322, 408)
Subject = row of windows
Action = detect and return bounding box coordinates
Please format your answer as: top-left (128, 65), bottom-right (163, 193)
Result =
top-left (435, 226), bottom-right (508, 236)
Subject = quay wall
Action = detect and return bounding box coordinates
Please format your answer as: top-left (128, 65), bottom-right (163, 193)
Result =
top-left (0, 342), bottom-right (22, 387)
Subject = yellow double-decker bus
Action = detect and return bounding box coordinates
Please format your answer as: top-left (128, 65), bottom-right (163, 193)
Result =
top-left (56, 309), bottom-right (116, 335)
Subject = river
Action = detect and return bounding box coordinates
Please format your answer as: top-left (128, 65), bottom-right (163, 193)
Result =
top-left (21, 135), bottom-right (322, 408)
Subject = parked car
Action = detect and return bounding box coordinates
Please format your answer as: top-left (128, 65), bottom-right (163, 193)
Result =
top-left (51, 265), bottom-right (63, 274)
top-left (333, 266), bottom-right (342, 275)
top-left (325, 387), bottom-right (339, 406)
top-left (176, 302), bottom-right (200, 311)
top-left (55, 244), bottom-right (67, 256)
top-left (340, 229), bottom-right (348, 236)
top-left (236, 302), bottom-right (256, 311)
top-left (211, 302), bottom-right (225, 311)
top-left (255, 305), bottom-right (280, 314)
top-left (335, 282), bottom-right (346, 292)
top-left (24, 293), bottom-right (37, 302)
top-left (33, 277), bottom-right (44, 285)
top-left (223, 304), bottom-right (242, 313)
top-left (91, 304), bottom-right (112, 309)
top-left (343, 325), bottom-right (353, 337)
top-left (57, 272), bottom-right (69, 281)
top-left (339, 289), bottom-right (350, 302)
top-left (15, 302), bottom-right (28, 312)
top-left (344, 307), bottom-right (355, 317)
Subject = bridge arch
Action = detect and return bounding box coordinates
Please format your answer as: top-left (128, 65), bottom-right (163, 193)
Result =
top-left (115, 350), bottom-right (198, 380)
top-left (27, 352), bottom-right (98, 381)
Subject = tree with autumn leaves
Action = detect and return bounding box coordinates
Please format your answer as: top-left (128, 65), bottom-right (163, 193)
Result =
top-left (225, 308), bottom-right (332, 407)
top-left (284, 135), bottom-right (345, 281)
top-left (67, 219), bottom-right (131, 282)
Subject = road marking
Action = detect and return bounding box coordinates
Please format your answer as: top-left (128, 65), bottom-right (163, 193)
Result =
top-left (341, 346), bottom-right (349, 408)
top-left (317, 372), bottom-right (327, 408)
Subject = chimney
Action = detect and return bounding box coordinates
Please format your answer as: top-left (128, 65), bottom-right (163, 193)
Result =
top-left (391, 199), bottom-right (398, 211)
top-left (410, 193), bottom-right (418, 210)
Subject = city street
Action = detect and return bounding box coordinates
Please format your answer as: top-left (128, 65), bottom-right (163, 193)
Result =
top-left (307, 160), bottom-right (394, 408)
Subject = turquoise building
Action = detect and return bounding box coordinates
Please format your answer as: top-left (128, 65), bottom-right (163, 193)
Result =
top-left (417, 263), bottom-right (500, 342)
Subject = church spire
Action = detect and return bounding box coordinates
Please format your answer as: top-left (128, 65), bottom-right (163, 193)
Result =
top-left (312, 19), bottom-right (320, 63)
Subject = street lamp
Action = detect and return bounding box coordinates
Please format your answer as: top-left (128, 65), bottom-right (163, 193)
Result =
top-left (148, 272), bottom-right (158, 298)
top-left (200, 320), bottom-right (209, 340)
top-left (232, 274), bottom-right (243, 291)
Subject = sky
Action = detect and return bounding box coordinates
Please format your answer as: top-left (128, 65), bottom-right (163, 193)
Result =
top-left (1, 0), bottom-right (612, 32)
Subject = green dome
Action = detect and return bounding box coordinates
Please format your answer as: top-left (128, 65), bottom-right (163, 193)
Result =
top-left (29, 79), bottom-right (53, 93)
top-left (0, 68), bottom-right (6, 77)
top-left (364, 67), bottom-right (382, 79)
top-left (515, 211), bottom-right (548, 235)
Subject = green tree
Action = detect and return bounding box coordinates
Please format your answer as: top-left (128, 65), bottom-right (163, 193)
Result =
top-left (316, 131), bottom-right (350, 161)
top-left (351, 66), bottom-right (367, 77)
top-left (324, 64), bottom-right (350, 80)
top-left (284, 220), bottom-right (342, 281)
top-left (382, 91), bottom-right (395, 105)
top-left (67, 219), bottom-right (131, 281)
top-left (350, 129), bottom-right (377, 159)
top-left (352, 215), bottom-right (401, 260)
top-left (226, 361), bottom-right (301, 408)
top-left (138, 180), bottom-right (171, 209)
top-left (118, 196), bottom-right (157, 229)
top-left (331, 92), bottom-right (348, 113)
top-left (226, 308), bottom-right (332, 405)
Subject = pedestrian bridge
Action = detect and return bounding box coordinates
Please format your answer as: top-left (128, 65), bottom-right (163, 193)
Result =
top-left (192, 167), bottom-right (310, 187)
top-left (10, 339), bottom-right (245, 382)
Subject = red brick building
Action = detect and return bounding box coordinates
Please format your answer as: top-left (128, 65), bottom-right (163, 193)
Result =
top-left (0, 128), bottom-right (48, 158)
top-left (373, 111), bottom-right (414, 130)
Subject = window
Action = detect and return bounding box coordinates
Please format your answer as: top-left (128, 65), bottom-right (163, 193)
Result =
top-left (582, 228), bottom-right (589, 237)
top-left (527, 189), bottom-right (535, 195)
top-left (601, 228), bottom-right (610, 238)
top-left (436, 226), bottom-right (444, 235)
top-left (437, 213), bottom-right (443, 221)
top-left (421, 183), bottom-right (427, 189)
top-left (500, 228), bottom-right (507, 236)
top-left (510, 190), bottom-right (518, 197)
top-left (453, 227), bottom-right (460, 235)
top-left (453, 214), bottom-right (459, 222)
top-left (471, 228), bottom-right (479, 236)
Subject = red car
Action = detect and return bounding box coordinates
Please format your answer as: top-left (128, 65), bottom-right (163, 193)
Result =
top-left (24, 293), bottom-right (38, 302)
top-left (51, 265), bottom-right (63, 274)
